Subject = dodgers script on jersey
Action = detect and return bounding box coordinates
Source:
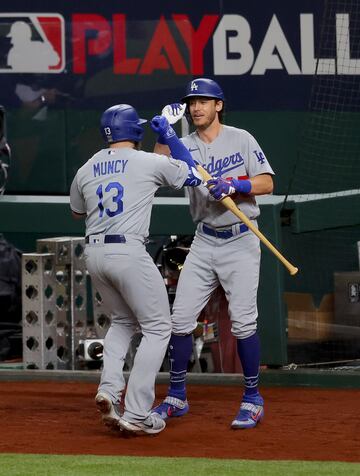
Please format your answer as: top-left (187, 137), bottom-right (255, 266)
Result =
top-left (182, 125), bottom-right (274, 228)
top-left (70, 148), bottom-right (188, 237)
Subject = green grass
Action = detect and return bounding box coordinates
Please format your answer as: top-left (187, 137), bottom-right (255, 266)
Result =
top-left (0, 454), bottom-right (359, 476)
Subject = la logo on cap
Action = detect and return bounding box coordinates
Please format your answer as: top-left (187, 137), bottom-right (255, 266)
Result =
top-left (191, 81), bottom-right (198, 91)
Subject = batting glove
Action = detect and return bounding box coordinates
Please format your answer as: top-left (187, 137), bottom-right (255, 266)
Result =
top-left (150, 115), bottom-right (175, 139)
top-left (161, 103), bottom-right (187, 125)
top-left (207, 178), bottom-right (252, 200)
top-left (151, 115), bottom-right (198, 173)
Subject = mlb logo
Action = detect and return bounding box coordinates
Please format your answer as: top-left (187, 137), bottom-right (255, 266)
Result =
top-left (0, 13), bottom-right (65, 73)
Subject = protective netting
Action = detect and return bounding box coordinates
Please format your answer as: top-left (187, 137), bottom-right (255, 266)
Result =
top-left (284, 0), bottom-right (360, 367)
top-left (288, 0), bottom-right (360, 196)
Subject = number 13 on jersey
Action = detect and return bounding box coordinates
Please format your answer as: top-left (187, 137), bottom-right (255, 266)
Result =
top-left (96, 182), bottom-right (124, 217)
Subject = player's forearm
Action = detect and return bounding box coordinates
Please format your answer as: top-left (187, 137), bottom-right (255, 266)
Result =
top-left (164, 133), bottom-right (196, 167)
top-left (247, 174), bottom-right (273, 195)
top-left (164, 134), bottom-right (201, 187)
top-left (152, 115), bottom-right (196, 168)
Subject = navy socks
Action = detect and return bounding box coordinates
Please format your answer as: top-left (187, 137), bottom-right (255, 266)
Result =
top-left (167, 334), bottom-right (193, 400)
top-left (166, 332), bottom-right (260, 400)
top-left (236, 332), bottom-right (261, 396)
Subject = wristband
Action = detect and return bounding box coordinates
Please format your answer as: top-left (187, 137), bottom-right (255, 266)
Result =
top-left (233, 179), bottom-right (252, 194)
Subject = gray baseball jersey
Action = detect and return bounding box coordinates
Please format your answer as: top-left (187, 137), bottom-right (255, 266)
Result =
top-left (70, 147), bottom-right (188, 238)
top-left (172, 125), bottom-right (274, 339)
top-left (181, 125), bottom-right (274, 227)
top-left (70, 147), bottom-right (188, 423)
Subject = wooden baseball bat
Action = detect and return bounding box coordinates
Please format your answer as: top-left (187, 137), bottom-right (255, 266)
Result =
top-left (196, 165), bottom-right (299, 276)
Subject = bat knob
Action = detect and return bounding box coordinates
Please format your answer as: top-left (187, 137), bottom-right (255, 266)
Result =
top-left (290, 267), bottom-right (299, 276)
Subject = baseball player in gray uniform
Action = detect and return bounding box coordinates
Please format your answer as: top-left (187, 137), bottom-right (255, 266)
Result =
top-left (152, 78), bottom-right (275, 429)
top-left (70, 104), bottom-right (201, 435)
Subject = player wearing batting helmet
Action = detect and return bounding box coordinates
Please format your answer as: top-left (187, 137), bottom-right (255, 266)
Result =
top-left (70, 103), bottom-right (201, 436)
top-left (152, 78), bottom-right (275, 429)
top-left (180, 77), bottom-right (225, 124)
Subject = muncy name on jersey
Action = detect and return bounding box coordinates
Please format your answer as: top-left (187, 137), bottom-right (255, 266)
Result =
top-left (93, 159), bottom-right (128, 177)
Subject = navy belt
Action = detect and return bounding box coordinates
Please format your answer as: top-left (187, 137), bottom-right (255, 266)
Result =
top-left (202, 224), bottom-right (248, 239)
top-left (85, 234), bottom-right (126, 244)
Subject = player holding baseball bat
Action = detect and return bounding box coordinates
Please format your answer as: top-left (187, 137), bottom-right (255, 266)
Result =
top-left (152, 78), bottom-right (277, 429)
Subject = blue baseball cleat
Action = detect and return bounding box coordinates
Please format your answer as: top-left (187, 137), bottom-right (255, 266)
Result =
top-left (152, 396), bottom-right (189, 420)
top-left (231, 393), bottom-right (264, 429)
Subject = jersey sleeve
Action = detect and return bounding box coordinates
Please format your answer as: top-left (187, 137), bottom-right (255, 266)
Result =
top-left (246, 132), bottom-right (275, 178)
top-left (152, 154), bottom-right (190, 189)
top-left (69, 174), bottom-right (86, 214)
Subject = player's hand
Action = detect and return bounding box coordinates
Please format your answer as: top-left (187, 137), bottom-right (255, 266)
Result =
top-left (150, 115), bottom-right (169, 134)
top-left (150, 115), bottom-right (175, 138)
top-left (161, 103), bottom-right (186, 125)
top-left (206, 178), bottom-right (236, 200)
top-left (207, 177), bottom-right (252, 200)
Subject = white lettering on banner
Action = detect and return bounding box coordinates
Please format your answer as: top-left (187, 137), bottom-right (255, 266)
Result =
top-left (337, 14), bottom-right (360, 74)
top-left (300, 13), bottom-right (335, 74)
top-left (213, 15), bottom-right (254, 75)
top-left (213, 13), bottom-right (360, 75)
top-left (7, 11), bottom-right (357, 76)
top-left (251, 15), bottom-right (301, 75)
top-left (301, 14), bottom-right (318, 74)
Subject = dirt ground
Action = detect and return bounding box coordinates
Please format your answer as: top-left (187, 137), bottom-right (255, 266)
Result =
top-left (0, 381), bottom-right (359, 462)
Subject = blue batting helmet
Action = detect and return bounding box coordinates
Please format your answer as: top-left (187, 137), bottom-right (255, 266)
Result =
top-left (181, 78), bottom-right (225, 102)
top-left (100, 104), bottom-right (147, 144)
